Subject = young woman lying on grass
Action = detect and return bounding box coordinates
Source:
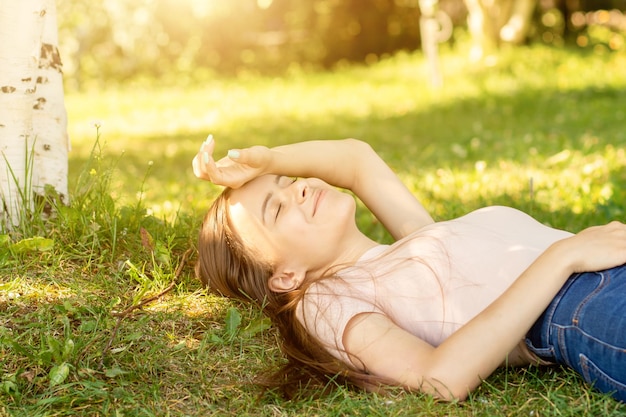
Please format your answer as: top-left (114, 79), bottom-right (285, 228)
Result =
top-left (192, 136), bottom-right (626, 402)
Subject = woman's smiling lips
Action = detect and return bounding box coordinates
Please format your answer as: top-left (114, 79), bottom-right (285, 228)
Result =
top-left (312, 189), bottom-right (325, 216)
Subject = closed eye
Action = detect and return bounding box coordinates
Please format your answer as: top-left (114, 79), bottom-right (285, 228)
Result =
top-left (274, 178), bottom-right (297, 222)
top-left (275, 203), bottom-right (282, 221)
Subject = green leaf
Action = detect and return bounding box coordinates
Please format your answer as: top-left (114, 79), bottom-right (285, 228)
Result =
top-left (46, 336), bottom-right (63, 363)
top-left (78, 320), bottom-right (97, 332)
top-left (62, 339), bottom-right (75, 360)
top-left (11, 237), bottom-right (54, 253)
top-left (224, 307), bottom-right (241, 338)
top-left (49, 362), bottom-right (70, 387)
top-left (1, 379), bottom-right (18, 396)
top-left (240, 316), bottom-right (272, 338)
top-left (154, 241), bottom-right (171, 265)
top-left (0, 235), bottom-right (10, 246)
top-left (208, 333), bottom-right (224, 344)
top-left (62, 300), bottom-right (77, 314)
top-left (123, 332), bottom-right (143, 342)
top-left (38, 350), bottom-right (54, 365)
top-left (104, 367), bottom-right (128, 378)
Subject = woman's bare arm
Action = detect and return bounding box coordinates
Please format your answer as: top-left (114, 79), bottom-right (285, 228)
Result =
top-left (343, 221), bottom-right (626, 401)
top-left (192, 137), bottom-right (434, 238)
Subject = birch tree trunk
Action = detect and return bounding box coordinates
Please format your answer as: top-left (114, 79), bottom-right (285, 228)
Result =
top-left (32, 0), bottom-right (69, 206)
top-left (0, 0), bottom-right (68, 228)
top-left (464, 0), bottom-right (537, 61)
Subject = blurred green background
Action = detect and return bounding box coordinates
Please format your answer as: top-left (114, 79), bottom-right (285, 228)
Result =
top-left (58, 0), bottom-right (626, 90)
top-left (59, 0), bottom-right (626, 229)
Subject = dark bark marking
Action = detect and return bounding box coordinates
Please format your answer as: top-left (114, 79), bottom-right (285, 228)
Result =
top-left (1, 86), bottom-right (16, 93)
top-left (34, 97), bottom-right (47, 110)
top-left (34, 188), bottom-right (68, 217)
top-left (22, 77), bottom-right (32, 83)
top-left (25, 87), bottom-right (36, 94)
top-left (40, 43), bottom-right (63, 72)
top-left (43, 144), bottom-right (51, 151)
top-left (36, 76), bottom-right (48, 84)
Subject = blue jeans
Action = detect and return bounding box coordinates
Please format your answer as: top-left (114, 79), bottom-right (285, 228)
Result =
top-left (525, 265), bottom-right (626, 402)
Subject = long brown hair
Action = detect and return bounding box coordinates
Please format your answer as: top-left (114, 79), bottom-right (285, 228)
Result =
top-left (195, 188), bottom-right (389, 398)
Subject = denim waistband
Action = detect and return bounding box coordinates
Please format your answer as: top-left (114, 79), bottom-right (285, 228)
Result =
top-left (525, 272), bottom-right (583, 362)
top-left (524, 265), bottom-right (626, 402)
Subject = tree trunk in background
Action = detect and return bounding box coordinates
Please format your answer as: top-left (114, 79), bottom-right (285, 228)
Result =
top-left (32, 0), bottom-right (69, 205)
top-left (0, 0), bottom-right (68, 227)
top-left (464, 0), bottom-right (537, 61)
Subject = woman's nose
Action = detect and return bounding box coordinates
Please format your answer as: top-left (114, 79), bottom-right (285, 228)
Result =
top-left (292, 179), bottom-right (308, 204)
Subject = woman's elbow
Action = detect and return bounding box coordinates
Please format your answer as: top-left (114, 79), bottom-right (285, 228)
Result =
top-left (410, 374), bottom-right (473, 402)
top-left (424, 384), bottom-right (471, 403)
top-left (437, 388), bottom-right (470, 402)
top-left (341, 137), bottom-right (374, 155)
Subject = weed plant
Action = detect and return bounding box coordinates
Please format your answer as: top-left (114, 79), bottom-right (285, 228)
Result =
top-left (2, 43), bottom-right (626, 416)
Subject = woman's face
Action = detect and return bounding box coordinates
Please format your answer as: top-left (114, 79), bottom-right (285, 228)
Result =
top-left (227, 175), bottom-right (361, 286)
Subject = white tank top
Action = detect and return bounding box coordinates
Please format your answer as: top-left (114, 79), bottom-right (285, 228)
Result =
top-left (296, 206), bottom-right (573, 364)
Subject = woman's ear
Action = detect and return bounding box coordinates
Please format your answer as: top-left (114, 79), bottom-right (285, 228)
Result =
top-left (268, 268), bottom-right (305, 293)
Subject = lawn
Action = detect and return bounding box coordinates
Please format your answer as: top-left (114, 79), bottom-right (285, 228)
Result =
top-left (2, 43), bottom-right (626, 416)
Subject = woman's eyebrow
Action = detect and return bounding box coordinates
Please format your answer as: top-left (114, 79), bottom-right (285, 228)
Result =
top-left (261, 175), bottom-right (283, 224)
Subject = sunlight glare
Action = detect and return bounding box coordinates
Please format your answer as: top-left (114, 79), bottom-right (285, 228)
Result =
top-left (257, 0), bottom-right (273, 9)
top-left (188, 0), bottom-right (218, 18)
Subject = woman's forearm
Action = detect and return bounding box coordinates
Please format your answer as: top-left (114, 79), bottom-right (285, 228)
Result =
top-left (266, 139), bottom-right (370, 190)
top-left (422, 240), bottom-right (575, 399)
top-left (267, 139), bottom-right (434, 237)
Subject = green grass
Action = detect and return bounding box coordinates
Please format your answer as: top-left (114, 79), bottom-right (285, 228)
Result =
top-left (2, 42), bottom-right (626, 416)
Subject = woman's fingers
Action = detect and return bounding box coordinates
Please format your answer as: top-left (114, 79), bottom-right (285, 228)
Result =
top-left (193, 134), bottom-right (217, 180)
top-left (227, 145), bottom-right (270, 169)
top-left (192, 154), bottom-right (207, 180)
top-left (568, 221), bottom-right (626, 272)
top-left (199, 134), bottom-right (215, 163)
top-left (192, 136), bottom-right (271, 187)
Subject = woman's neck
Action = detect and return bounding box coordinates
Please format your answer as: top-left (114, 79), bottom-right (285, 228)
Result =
top-left (312, 229), bottom-right (380, 279)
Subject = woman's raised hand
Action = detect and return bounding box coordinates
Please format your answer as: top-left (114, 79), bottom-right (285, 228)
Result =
top-left (192, 135), bottom-right (272, 189)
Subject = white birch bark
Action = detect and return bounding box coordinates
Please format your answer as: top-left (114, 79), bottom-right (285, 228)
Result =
top-left (464, 0), bottom-right (537, 61)
top-left (32, 0), bottom-right (69, 205)
top-left (0, 0), bottom-right (68, 227)
top-left (500, 0), bottom-right (538, 44)
top-left (465, 0), bottom-right (500, 61)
